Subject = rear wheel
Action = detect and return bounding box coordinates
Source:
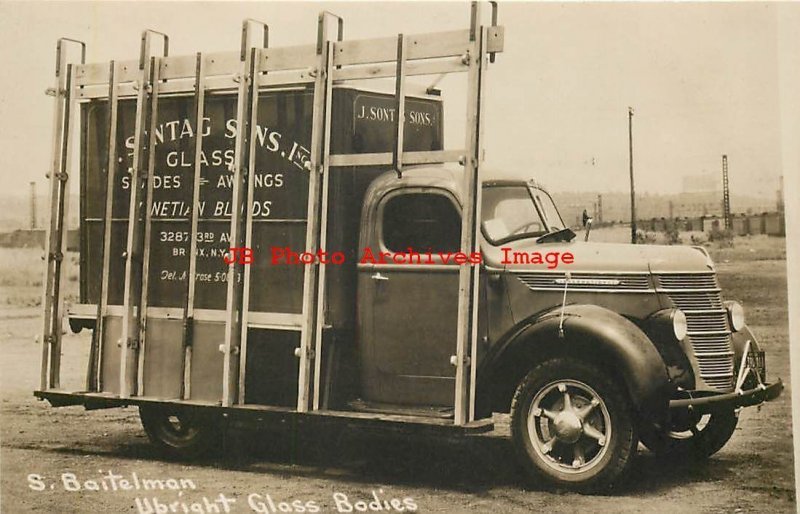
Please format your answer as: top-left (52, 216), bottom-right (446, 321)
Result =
top-left (139, 406), bottom-right (219, 459)
top-left (510, 358), bottom-right (638, 493)
top-left (640, 409), bottom-right (738, 459)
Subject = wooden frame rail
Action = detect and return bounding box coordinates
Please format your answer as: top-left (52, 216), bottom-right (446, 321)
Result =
top-left (43, 2), bottom-right (503, 427)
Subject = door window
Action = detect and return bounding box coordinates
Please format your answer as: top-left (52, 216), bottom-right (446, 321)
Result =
top-left (382, 193), bottom-right (461, 253)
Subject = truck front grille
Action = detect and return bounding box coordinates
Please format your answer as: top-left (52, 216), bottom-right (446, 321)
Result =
top-left (515, 272), bottom-right (651, 291)
top-left (656, 273), bottom-right (735, 391)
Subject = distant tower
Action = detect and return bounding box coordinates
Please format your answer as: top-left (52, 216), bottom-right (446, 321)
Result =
top-left (30, 181), bottom-right (37, 230)
top-left (777, 175), bottom-right (784, 213)
top-left (722, 155), bottom-right (731, 229)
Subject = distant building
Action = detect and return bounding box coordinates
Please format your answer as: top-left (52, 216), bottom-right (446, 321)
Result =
top-left (552, 190), bottom-right (774, 227)
top-left (682, 173), bottom-right (720, 193)
top-left (670, 191), bottom-right (722, 218)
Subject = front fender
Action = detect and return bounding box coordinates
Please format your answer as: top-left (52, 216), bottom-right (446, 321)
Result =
top-left (731, 324), bottom-right (760, 364)
top-left (731, 324), bottom-right (770, 384)
top-left (481, 304), bottom-right (672, 426)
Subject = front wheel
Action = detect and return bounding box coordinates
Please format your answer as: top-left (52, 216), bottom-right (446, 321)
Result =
top-left (640, 409), bottom-right (738, 459)
top-left (510, 358), bottom-right (638, 493)
top-left (139, 406), bottom-right (220, 459)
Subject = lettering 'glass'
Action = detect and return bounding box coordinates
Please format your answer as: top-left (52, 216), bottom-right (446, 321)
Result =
top-left (382, 193), bottom-right (461, 253)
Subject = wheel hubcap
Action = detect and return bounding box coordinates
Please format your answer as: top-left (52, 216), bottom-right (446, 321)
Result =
top-left (553, 411), bottom-right (583, 443)
top-left (527, 380), bottom-right (611, 474)
top-left (160, 412), bottom-right (199, 442)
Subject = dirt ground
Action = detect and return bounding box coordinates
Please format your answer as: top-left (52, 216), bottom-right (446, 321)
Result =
top-left (1, 243), bottom-right (795, 513)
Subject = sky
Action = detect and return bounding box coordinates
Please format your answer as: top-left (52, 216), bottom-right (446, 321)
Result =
top-left (0, 1), bottom-right (793, 200)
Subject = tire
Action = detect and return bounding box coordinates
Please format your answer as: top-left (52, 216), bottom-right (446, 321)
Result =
top-left (510, 357), bottom-right (638, 493)
top-left (639, 409), bottom-right (738, 459)
top-left (139, 406), bottom-right (220, 459)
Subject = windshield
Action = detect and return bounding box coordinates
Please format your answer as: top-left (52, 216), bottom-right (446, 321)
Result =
top-left (481, 185), bottom-right (566, 245)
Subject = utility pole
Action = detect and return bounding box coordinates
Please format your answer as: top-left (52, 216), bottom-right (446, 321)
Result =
top-left (722, 155), bottom-right (731, 230)
top-left (30, 181), bottom-right (37, 230)
top-left (628, 107), bottom-right (636, 243)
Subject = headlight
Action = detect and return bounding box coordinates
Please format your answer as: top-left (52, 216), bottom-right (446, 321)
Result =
top-left (672, 309), bottom-right (688, 341)
top-left (725, 301), bottom-right (745, 331)
top-left (648, 308), bottom-right (688, 341)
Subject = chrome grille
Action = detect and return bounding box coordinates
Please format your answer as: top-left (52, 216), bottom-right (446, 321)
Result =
top-left (663, 291), bottom-right (723, 311)
top-left (515, 272), bottom-right (651, 291)
top-left (684, 311), bottom-right (729, 332)
top-left (656, 273), bottom-right (735, 391)
top-left (689, 333), bottom-right (733, 354)
top-left (657, 273), bottom-right (719, 290)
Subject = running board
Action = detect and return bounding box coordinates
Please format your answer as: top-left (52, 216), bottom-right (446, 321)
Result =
top-left (348, 398), bottom-right (454, 419)
top-left (33, 390), bottom-right (493, 435)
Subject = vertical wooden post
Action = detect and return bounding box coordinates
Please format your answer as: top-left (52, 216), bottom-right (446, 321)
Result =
top-left (297, 12), bottom-right (336, 413)
top-left (119, 56), bottom-right (150, 398)
top-left (231, 18), bottom-right (269, 406)
top-left (120, 30), bottom-right (167, 398)
top-left (87, 60), bottom-right (120, 392)
top-left (454, 4), bottom-right (486, 425)
top-left (392, 34), bottom-right (407, 178)
top-left (468, 27), bottom-right (489, 423)
top-left (40, 38), bottom-right (86, 390)
top-left (181, 52), bottom-right (206, 400)
top-left (311, 39), bottom-right (335, 411)
top-left (222, 41), bottom-right (259, 407)
top-left (40, 53), bottom-right (67, 390)
top-left (51, 65), bottom-right (76, 390)
top-left (41, 38), bottom-right (84, 391)
top-left (135, 57), bottom-right (162, 396)
top-left (238, 45), bottom-right (264, 405)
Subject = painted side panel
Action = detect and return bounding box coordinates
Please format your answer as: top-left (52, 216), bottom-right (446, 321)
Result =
top-left (142, 318), bottom-right (184, 399)
top-left (188, 321), bottom-right (225, 402)
top-left (99, 316), bottom-right (122, 394)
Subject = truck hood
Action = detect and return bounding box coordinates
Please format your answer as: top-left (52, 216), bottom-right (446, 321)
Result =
top-left (482, 238), bottom-right (716, 274)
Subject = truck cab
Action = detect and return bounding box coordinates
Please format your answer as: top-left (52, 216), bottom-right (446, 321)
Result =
top-left (350, 165), bottom-right (782, 489)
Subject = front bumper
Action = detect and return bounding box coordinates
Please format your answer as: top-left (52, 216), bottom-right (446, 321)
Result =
top-left (669, 379), bottom-right (783, 414)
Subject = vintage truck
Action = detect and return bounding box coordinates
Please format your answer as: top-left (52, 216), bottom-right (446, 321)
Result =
top-left (36, 3), bottom-right (781, 493)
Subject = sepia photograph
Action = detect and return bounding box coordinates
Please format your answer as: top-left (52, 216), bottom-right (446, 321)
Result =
top-left (1, 1), bottom-right (798, 512)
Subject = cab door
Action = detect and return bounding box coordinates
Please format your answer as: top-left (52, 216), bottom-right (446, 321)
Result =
top-left (356, 189), bottom-right (462, 407)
